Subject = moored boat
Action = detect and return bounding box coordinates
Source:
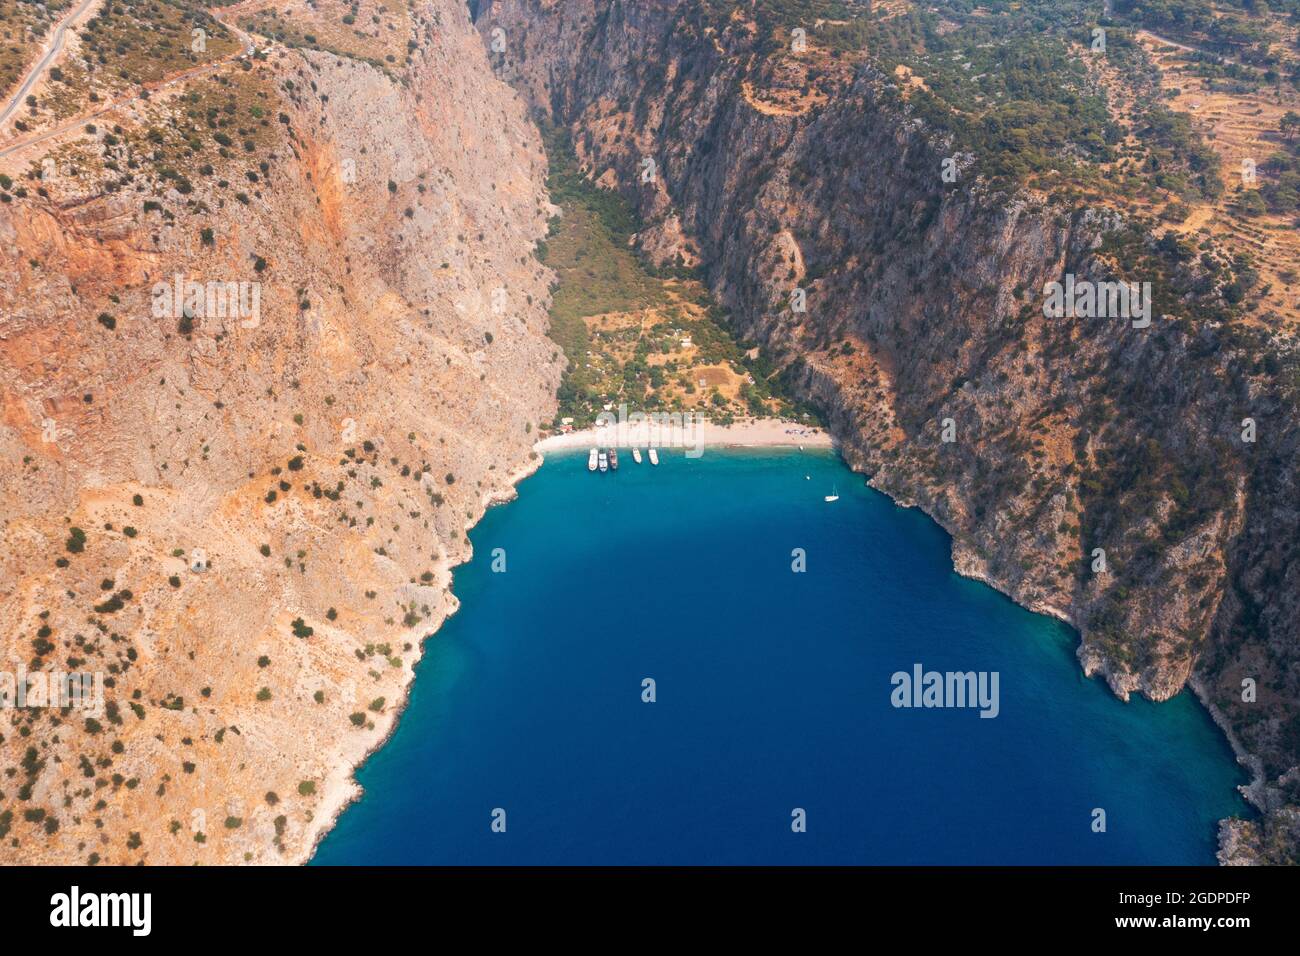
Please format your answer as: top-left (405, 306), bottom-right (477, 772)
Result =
top-left (648, 448), bottom-right (659, 466)
top-left (599, 451), bottom-right (608, 472)
top-left (632, 448), bottom-right (643, 464)
top-left (609, 448), bottom-right (619, 470)
top-left (588, 448), bottom-right (598, 472)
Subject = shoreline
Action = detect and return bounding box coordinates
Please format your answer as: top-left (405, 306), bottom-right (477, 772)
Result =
top-left (305, 423), bottom-right (1246, 866)
top-left (534, 416), bottom-right (834, 453)
top-left (301, 552), bottom-right (462, 866)
top-left (848, 448), bottom-right (1264, 860)
top-left (304, 450), bottom-right (548, 864)
top-left (305, 425), bottom-right (828, 863)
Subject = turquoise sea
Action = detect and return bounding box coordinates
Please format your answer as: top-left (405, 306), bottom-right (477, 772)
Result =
top-left (313, 448), bottom-right (1251, 865)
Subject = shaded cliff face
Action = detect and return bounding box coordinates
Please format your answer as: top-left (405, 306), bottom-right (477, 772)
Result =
top-left (0, 0), bottom-right (560, 863)
top-left (478, 0), bottom-right (1300, 860)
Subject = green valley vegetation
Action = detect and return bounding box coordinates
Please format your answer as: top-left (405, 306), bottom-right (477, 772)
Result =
top-left (537, 124), bottom-right (821, 430)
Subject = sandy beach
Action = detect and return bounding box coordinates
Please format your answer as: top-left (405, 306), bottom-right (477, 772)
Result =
top-left (535, 416), bottom-right (834, 453)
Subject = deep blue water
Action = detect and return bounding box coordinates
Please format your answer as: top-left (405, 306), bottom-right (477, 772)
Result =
top-left (314, 448), bottom-right (1251, 865)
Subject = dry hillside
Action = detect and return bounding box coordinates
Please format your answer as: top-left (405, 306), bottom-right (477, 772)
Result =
top-left (0, 0), bottom-right (561, 864)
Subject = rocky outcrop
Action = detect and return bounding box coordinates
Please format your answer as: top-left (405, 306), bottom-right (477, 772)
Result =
top-left (477, 0), bottom-right (1300, 862)
top-left (0, 0), bottom-right (561, 864)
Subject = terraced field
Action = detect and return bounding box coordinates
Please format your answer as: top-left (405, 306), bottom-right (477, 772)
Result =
top-left (1136, 28), bottom-right (1300, 329)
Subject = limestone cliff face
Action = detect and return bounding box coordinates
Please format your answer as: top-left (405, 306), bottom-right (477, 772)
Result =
top-left (478, 0), bottom-right (1300, 860)
top-left (0, 0), bottom-right (560, 863)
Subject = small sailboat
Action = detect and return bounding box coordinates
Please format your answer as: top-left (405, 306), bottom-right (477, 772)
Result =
top-left (609, 448), bottom-right (619, 471)
top-left (824, 484), bottom-right (839, 502)
top-left (648, 447), bottom-right (659, 466)
top-left (632, 448), bottom-right (643, 464)
top-left (588, 448), bottom-right (598, 472)
top-left (599, 451), bottom-right (608, 472)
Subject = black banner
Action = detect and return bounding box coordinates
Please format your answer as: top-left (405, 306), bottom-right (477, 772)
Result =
top-left (0, 865), bottom-right (1281, 941)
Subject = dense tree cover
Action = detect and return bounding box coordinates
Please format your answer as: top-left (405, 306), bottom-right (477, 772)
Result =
top-left (1138, 106), bottom-right (1225, 201)
top-left (1256, 145), bottom-right (1300, 214)
top-left (1113, 0), bottom-right (1274, 50)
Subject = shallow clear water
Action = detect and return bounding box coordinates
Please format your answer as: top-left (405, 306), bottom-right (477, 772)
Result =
top-left (314, 448), bottom-right (1250, 864)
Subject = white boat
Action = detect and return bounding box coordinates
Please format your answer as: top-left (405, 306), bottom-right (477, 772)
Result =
top-left (599, 451), bottom-right (609, 472)
top-left (824, 484), bottom-right (839, 502)
top-left (588, 448), bottom-right (598, 472)
top-left (632, 448), bottom-right (643, 464)
top-left (648, 448), bottom-right (659, 466)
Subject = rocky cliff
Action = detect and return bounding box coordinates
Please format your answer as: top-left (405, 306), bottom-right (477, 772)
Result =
top-left (0, 0), bottom-right (561, 863)
top-left (477, 0), bottom-right (1300, 862)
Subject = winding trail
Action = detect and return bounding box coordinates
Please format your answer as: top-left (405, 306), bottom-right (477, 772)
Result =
top-left (1140, 28), bottom-right (1243, 68)
top-left (0, 0), bottom-right (100, 131)
top-left (1105, 0), bottom-right (1245, 68)
top-left (0, 2), bottom-right (267, 161)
